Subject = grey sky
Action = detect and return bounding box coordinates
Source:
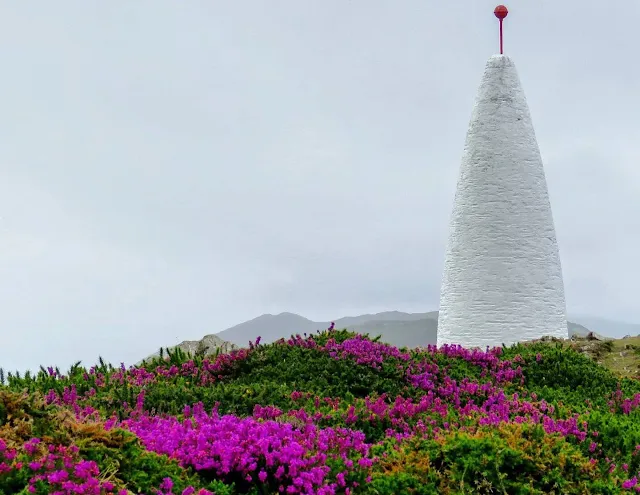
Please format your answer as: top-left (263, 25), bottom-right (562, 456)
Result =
top-left (1, 1), bottom-right (639, 373)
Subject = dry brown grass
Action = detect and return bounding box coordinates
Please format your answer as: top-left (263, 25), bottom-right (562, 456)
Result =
top-left (565, 336), bottom-right (640, 379)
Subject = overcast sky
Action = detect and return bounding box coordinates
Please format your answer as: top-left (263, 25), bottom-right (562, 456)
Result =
top-left (1, 1), bottom-right (639, 373)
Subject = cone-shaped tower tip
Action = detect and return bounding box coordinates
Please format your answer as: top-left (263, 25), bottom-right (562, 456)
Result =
top-left (436, 54), bottom-right (567, 349)
top-left (487, 53), bottom-right (513, 63)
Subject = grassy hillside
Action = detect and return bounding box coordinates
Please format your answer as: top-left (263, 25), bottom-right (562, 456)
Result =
top-left (565, 335), bottom-right (640, 378)
top-left (2, 330), bottom-right (640, 494)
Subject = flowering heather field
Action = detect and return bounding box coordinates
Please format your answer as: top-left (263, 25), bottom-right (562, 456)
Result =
top-left (2, 329), bottom-right (640, 494)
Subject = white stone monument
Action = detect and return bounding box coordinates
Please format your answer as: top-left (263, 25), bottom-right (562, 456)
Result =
top-left (437, 6), bottom-right (567, 348)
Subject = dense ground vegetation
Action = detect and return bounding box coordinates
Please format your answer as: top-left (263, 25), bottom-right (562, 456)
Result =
top-left (2, 328), bottom-right (640, 494)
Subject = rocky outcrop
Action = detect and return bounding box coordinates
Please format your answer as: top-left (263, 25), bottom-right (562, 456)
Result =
top-left (138, 334), bottom-right (238, 365)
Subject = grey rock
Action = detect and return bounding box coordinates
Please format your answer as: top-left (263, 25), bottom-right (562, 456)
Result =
top-left (138, 334), bottom-right (237, 365)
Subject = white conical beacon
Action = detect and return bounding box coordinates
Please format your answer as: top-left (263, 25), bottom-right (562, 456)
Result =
top-left (437, 6), bottom-right (567, 348)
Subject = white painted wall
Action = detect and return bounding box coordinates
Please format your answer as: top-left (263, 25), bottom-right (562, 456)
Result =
top-left (437, 55), bottom-right (567, 349)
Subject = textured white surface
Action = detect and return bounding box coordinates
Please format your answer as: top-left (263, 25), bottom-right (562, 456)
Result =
top-left (437, 55), bottom-right (567, 348)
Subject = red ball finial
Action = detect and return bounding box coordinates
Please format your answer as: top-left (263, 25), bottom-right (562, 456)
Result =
top-left (494, 5), bottom-right (508, 20)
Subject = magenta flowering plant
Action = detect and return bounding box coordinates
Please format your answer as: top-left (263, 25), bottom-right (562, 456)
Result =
top-left (117, 400), bottom-right (373, 494)
top-left (0, 438), bottom-right (125, 495)
top-left (4, 328), bottom-right (640, 492)
top-left (0, 427), bottom-right (228, 495)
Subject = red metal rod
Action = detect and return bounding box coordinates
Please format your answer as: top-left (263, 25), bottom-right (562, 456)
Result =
top-left (494, 5), bottom-right (508, 54)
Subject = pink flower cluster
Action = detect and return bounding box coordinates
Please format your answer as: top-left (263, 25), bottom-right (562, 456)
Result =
top-left (115, 402), bottom-right (374, 495)
top-left (608, 389), bottom-right (640, 415)
top-left (0, 438), bottom-right (211, 495)
top-left (44, 349), bottom-right (255, 409)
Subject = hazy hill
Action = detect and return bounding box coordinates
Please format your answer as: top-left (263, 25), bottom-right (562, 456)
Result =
top-left (570, 316), bottom-right (640, 339)
top-left (333, 311), bottom-right (438, 328)
top-left (348, 318), bottom-right (438, 348)
top-left (215, 312), bottom-right (321, 346)
top-left (141, 311), bottom-right (611, 363)
top-left (214, 311), bottom-right (599, 349)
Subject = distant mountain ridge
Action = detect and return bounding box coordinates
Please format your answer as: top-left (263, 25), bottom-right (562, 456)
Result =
top-left (570, 316), bottom-right (640, 340)
top-left (213, 311), bottom-right (600, 349)
top-left (141, 311), bottom-right (630, 363)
